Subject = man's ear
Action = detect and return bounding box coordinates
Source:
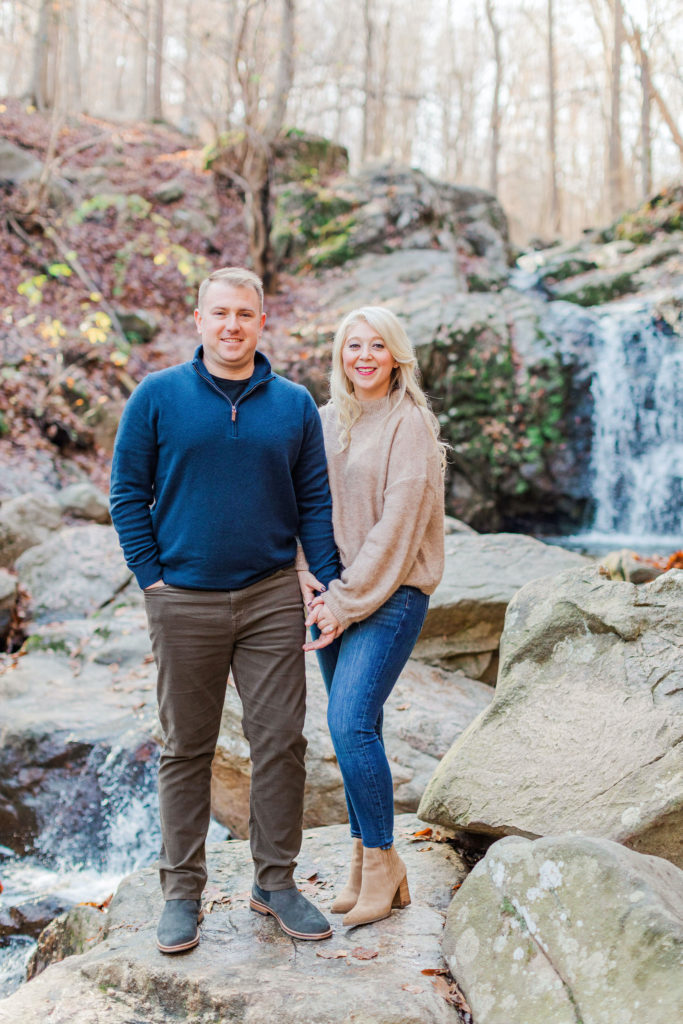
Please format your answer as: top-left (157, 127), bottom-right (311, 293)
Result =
top-left (194, 308), bottom-right (202, 333)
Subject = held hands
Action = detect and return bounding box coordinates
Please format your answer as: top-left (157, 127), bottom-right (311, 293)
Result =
top-left (303, 594), bottom-right (343, 652)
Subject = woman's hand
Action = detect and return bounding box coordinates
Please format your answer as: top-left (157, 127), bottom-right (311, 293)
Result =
top-left (303, 601), bottom-right (343, 651)
top-left (297, 570), bottom-right (326, 606)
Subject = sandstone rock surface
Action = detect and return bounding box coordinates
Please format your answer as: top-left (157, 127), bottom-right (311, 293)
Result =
top-left (443, 833), bottom-right (683, 1024)
top-left (419, 566), bottom-right (683, 866)
top-left (16, 524), bottom-right (132, 625)
top-left (413, 532), bottom-right (590, 678)
top-left (0, 492), bottom-right (62, 567)
top-left (212, 654), bottom-right (492, 837)
top-left (0, 818), bottom-right (467, 1024)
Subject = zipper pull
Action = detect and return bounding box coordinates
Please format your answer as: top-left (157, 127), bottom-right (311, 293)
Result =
top-left (232, 405), bottom-right (237, 422)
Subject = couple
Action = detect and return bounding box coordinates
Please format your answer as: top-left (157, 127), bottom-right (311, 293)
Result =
top-left (110, 266), bottom-right (445, 954)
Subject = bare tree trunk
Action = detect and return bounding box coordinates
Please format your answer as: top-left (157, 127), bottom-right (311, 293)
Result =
top-left (485, 0), bottom-right (502, 197)
top-left (151, 0), bottom-right (164, 120)
top-left (264, 0), bottom-right (295, 141)
top-left (373, 10), bottom-right (391, 158)
top-left (64, 0), bottom-right (82, 112)
top-left (634, 27), bottom-right (652, 198)
top-left (608, 0), bottom-right (624, 217)
top-left (138, 0), bottom-right (150, 119)
top-left (547, 0), bottom-right (560, 234)
top-left (228, 0), bottom-right (296, 293)
top-left (30, 0), bottom-right (58, 111)
top-left (361, 0), bottom-right (374, 163)
top-left (624, 20), bottom-right (683, 166)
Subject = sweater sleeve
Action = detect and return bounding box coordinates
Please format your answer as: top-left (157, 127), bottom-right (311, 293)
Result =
top-left (291, 396), bottom-right (339, 588)
top-left (109, 380), bottom-right (164, 589)
top-left (322, 411), bottom-right (441, 629)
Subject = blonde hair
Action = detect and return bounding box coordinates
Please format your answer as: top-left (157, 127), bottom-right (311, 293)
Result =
top-left (329, 306), bottom-right (448, 471)
top-left (197, 266), bottom-right (264, 313)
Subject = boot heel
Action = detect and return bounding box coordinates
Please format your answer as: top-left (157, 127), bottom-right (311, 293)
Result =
top-left (392, 877), bottom-right (411, 909)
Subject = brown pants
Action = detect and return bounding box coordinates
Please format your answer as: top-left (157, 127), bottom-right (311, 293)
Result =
top-left (144, 567), bottom-right (306, 899)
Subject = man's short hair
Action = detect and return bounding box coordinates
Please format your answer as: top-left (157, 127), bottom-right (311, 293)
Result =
top-left (197, 267), bottom-right (264, 313)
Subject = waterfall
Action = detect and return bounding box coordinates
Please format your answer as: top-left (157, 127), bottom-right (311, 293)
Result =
top-left (588, 300), bottom-right (683, 546)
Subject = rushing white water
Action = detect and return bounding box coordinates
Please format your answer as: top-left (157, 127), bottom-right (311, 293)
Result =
top-left (0, 741), bottom-right (228, 998)
top-left (588, 299), bottom-right (683, 544)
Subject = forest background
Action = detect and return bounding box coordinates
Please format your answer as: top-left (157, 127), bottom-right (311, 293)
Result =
top-left (3, 0), bottom-right (683, 245)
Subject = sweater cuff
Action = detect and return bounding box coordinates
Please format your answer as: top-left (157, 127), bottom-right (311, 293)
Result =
top-left (322, 588), bottom-right (352, 631)
top-left (134, 560), bottom-right (165, 590)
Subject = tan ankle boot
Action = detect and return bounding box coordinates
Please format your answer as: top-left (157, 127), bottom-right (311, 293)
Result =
top-left (342, 844), bottom-right (410, 927)
top-left (331, 837), bottom-right (364, 913)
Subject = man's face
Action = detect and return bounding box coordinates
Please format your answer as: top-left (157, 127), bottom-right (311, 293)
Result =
top-left (194, 281), bottom-right (266, 379)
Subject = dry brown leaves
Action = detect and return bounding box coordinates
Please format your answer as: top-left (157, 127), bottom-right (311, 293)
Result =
top-left (422, 969), bottom-right (472, 1020)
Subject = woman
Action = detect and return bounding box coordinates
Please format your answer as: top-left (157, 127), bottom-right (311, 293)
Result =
top-left (298, 306), bottom-right (446, 929)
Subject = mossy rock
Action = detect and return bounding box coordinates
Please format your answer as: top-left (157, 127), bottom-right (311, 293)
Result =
top-left (273, 184), bottom-right (356, 266)
top-left (539, 256), bottom-right (599, 283)
top-left (418, 317), bottom-right (571, 508)
top-left (556, 270), bottom-right (635, 307)
top-left (613, 185), bottom-right (683, 243)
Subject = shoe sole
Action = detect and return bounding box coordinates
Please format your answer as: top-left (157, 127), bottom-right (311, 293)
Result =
top-left (157, 909), bottom-right (204, 954)
top-left (249, 897), bottom-right (333, 940)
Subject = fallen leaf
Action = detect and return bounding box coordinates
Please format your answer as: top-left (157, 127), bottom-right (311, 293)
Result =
top-left (402, 984), bottom-right (424, 994)
top-left (421, 968), bottom-right (448, 976)
top-left (431, 976), bottom-right (454, 1002)
top-left (316, 948), bottom-right (348, 959)
top-left (395, 703), bottom-right (411, 711)
top-left (77, 892), bottom-right (112, 911)
top-left (351, 947), bottom-right (378, 960)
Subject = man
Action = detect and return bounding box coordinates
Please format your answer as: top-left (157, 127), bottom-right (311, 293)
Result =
top-left (110, 267), bottom-right (338, 953)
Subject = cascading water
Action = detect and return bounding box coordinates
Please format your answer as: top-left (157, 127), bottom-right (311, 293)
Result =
top-left (586, 299), bottom-right (683, 548)
top-left (0, 738), bottom-right (228, 998)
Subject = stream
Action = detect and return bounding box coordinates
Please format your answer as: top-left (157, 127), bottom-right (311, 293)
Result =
top-left (0, 739), bottom-right (226, 996)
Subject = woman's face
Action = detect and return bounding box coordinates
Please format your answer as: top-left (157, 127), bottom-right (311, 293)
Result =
top-left (341, 320), bottom-right (398, 401)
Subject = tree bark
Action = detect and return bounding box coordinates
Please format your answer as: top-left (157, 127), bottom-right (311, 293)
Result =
top-left (485, 0), bottom-right (502, 197)
top-left (608, 0), bottom-right (624, 217)
top-left (30, 0), bottom-right (58, 111)
top-left (634, 27), bottom-right (652, 198)
top-left (547, 0), bottom-right (560, 234)
top-left (151, 0), bottom-right (164, 121)
top-left (361, 0), bottom-right (374, 163)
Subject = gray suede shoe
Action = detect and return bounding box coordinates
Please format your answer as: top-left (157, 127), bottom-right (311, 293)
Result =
top-left (156, 898), bottom-right (204, 953)
top-left (250, 884), bottom-right (332, 940)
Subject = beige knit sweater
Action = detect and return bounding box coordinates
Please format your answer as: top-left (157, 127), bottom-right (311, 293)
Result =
top-left (303, 391), bottom-right (445, 630)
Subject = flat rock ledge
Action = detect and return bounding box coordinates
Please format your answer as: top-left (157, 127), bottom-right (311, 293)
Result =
top-left (0, 817), bottom-right (468, 1024)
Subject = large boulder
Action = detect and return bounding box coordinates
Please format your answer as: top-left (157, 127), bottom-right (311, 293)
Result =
top-left (0, 817), bottom-right (467, 1024)
top-left (56, 482), bottom-right (111, 524)
top-left (211, 653), bottom-right (492, 836)
top-left (0, 492), bottom-right (62, 567)
top-left (15, 525), bottom-right (132, 625)
top-left (413, 533), bottom-right (590, 679)
top-left (0, 139), bottom-right (44, 186)
top-left (26, 905), bottom-right (107, 980)
top-left (274, 162), bottom-right (511, 281)
top-left (419, 566), bottom-right (683, 867)
top-left (443, 833), bottom-right (683, 1024)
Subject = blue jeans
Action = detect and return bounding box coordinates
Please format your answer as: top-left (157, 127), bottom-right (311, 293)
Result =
top-left (315, 585), bottom-right (429, 848)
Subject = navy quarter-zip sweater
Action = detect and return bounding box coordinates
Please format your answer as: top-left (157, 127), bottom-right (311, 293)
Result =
top-left (110, 347), bottom-right (339, 591)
